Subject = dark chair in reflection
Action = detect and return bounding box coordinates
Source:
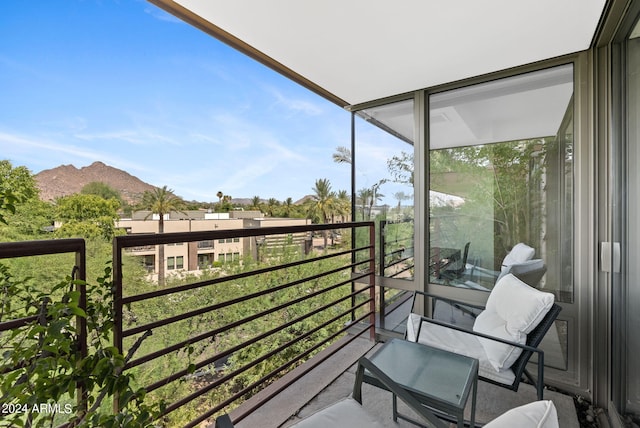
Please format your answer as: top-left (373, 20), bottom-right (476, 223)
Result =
top-left (440, 241), bottom-right (470, 282)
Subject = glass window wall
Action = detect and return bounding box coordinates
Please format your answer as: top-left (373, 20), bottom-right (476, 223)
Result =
top-left (428, 64), bottom-right (574, 304)
top-left (355, 99), bottom-right (415, 281)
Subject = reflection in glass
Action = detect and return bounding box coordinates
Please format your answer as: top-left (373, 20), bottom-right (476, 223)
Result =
top-left (429, 65), bottom-right (574, 303)
top-left (355, 98), bottom-right (415, 281)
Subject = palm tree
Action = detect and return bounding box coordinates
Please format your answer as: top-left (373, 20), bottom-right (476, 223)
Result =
top-left (216, 191), bottom-right (223, 203)
top-left (335, 190), bottom-right (350, 223)
top-left (141, 185), bottom-right (185, 286)
top-left (356, 188), bottom-right (372, 220)
top-left (393, 191), bottom-right (410, 220)
top-left (251, 196), bottom-right (261, 211)
top-left (332, 146), bottom-right (352, 164)
top-left (267, 198), bottom-right (279, 216)
top-left (309, 178), bottom-right (336, 249)
top-left (369, 180), bottom-right (386, 220)
top-left (283, 197), bottom-right (294, 217)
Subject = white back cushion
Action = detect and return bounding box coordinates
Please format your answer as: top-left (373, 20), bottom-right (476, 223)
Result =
top-left (474, 274), bottom-right (554, 371)
top-left (499, 243), bottom-right (535, 278)
top-left (292, 398), bottom-right (386, 428)
top-left (488, 274), bottom-right (554, 335)
top-left (484, 400), bottom-right (559, 428)
top-left (502, 243), bottom-right (535, 267)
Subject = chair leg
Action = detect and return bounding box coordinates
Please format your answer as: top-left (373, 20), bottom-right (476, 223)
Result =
top-left (523, 366), bottom-right (545, 400)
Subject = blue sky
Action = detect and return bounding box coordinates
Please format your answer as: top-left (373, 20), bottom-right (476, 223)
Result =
top-left (0, 0), bottom-right (354, 203)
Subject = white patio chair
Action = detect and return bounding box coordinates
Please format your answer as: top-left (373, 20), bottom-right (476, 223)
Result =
top-left (407, 273), bottom-right (562, 400)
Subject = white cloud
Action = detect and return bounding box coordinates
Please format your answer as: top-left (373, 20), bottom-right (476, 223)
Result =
top-left (265, 86), bottom-right (324, 116)
top-left (143, 6), bottom-right (184, 24)
top-left (0, 130), bottom-right (148, 174)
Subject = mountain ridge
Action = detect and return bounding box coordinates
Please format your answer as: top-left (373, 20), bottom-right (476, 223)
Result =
top-left (34, 161), bottom-right (313, 205)
top-left (35, 161), bottom-right (156, 204)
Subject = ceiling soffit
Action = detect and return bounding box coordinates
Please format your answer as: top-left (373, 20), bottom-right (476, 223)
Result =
top-left (152, 0), bottom-right (607, 107)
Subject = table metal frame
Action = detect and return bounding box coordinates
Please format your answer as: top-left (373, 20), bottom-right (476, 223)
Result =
top-left (363, 338), bottom-right (478, 428)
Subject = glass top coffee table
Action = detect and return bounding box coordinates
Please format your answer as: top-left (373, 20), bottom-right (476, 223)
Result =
top-left (363, 338), bottom-right (478, 428)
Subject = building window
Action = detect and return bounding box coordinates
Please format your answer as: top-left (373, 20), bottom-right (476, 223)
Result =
top-left (167, 257), bottom-right (175, 270)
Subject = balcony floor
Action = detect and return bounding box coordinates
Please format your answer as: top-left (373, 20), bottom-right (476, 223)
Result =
top-left (228, 336), bottom-right (580, 428)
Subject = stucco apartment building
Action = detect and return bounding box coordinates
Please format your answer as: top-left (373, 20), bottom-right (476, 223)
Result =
top-left (116, 210), bottom-right (311, 274)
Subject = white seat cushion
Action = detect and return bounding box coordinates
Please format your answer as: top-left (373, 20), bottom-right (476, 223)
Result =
top-left (291, 397), bottom-right (386, 428)
top-left (484, 400), bottom-right (559, 428)
top-left (407, 314), bottom-right (516, 385)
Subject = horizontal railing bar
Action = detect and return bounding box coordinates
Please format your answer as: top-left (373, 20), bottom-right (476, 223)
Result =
top-left (121, 244), bottom-right (370, 304)
top-left (162, 296), bottom-right (373, 420)
top-left (146, 290), bottom-right (370, 399)
top-left (123, 259), bottom-right (369, 338)
top-left (384, 255), bottom-right (413, 269)
top-left (0, 238), bottom-right (85, 259)
top-left (0, 314), bottom-right (39, 331)
top-left (134, 281), bottom-right (368, 385)
top-left (192, 311), bottom-right (374, 427)
top-left (114, 222), bottom-right (372, 248)
top-left (126, 268), bottom-right (369, 369)
top-left (385, 264), bottom-right (414, 278)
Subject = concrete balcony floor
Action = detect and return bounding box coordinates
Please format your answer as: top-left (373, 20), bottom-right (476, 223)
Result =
top-left (228, 336), bottom-right (580, 428)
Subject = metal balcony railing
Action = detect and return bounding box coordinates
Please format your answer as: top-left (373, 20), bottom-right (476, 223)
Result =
top-left (0, 223), bottom-right (375, 427)
top-left (0, 239), bottom-right (88, 423)
top-left (112, 221), bottom-right (376, 427)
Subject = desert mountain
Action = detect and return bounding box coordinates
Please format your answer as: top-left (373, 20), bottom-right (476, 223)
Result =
top-left (35, 161), bottom-right (156, 204)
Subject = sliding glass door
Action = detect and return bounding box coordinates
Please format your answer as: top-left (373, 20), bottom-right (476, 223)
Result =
top-left (612, 12), bottom-right (640, 421)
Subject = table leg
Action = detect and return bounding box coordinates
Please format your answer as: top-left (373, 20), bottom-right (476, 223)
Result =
top-left (392, 393), bottom-right (398, 422)
top-left (469, 374), bottom-right (477, 428)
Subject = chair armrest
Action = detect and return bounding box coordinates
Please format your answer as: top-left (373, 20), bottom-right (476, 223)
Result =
top-left (354, 357), bottom-right (448, 428)
top-left (411, 290), bottom-right (486, 312)
top-left (470, 265), bottom-right (500, 278)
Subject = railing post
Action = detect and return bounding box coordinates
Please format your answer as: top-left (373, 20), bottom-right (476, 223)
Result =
top-left (369, 222), bottom-right (376, 341)
top-left (75, 241), bottom-right (88, 416)
top-left (379, 221), bottom-right (386, 329)
top-left (112, 237), bottom-right (124, 414)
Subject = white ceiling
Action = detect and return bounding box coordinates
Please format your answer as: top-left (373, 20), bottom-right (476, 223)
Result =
top-left (160, 0), bottom-right (607, 107)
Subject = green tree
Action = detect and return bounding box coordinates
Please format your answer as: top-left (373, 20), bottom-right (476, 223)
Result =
top-left (0, 160), bottom-right (39, 202)
top-left (0, 161), bottom-right (55, 257)
top-left (140, 186), bottom-right (185, 286)
top-left (0, 161), bottom-right (39, 226)
top-left (81, 181), bottom-right (123, 203)
top-left (387, 151), bottom-right (414, 185)
top-left (55, 194), bottom-right (120, 240)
